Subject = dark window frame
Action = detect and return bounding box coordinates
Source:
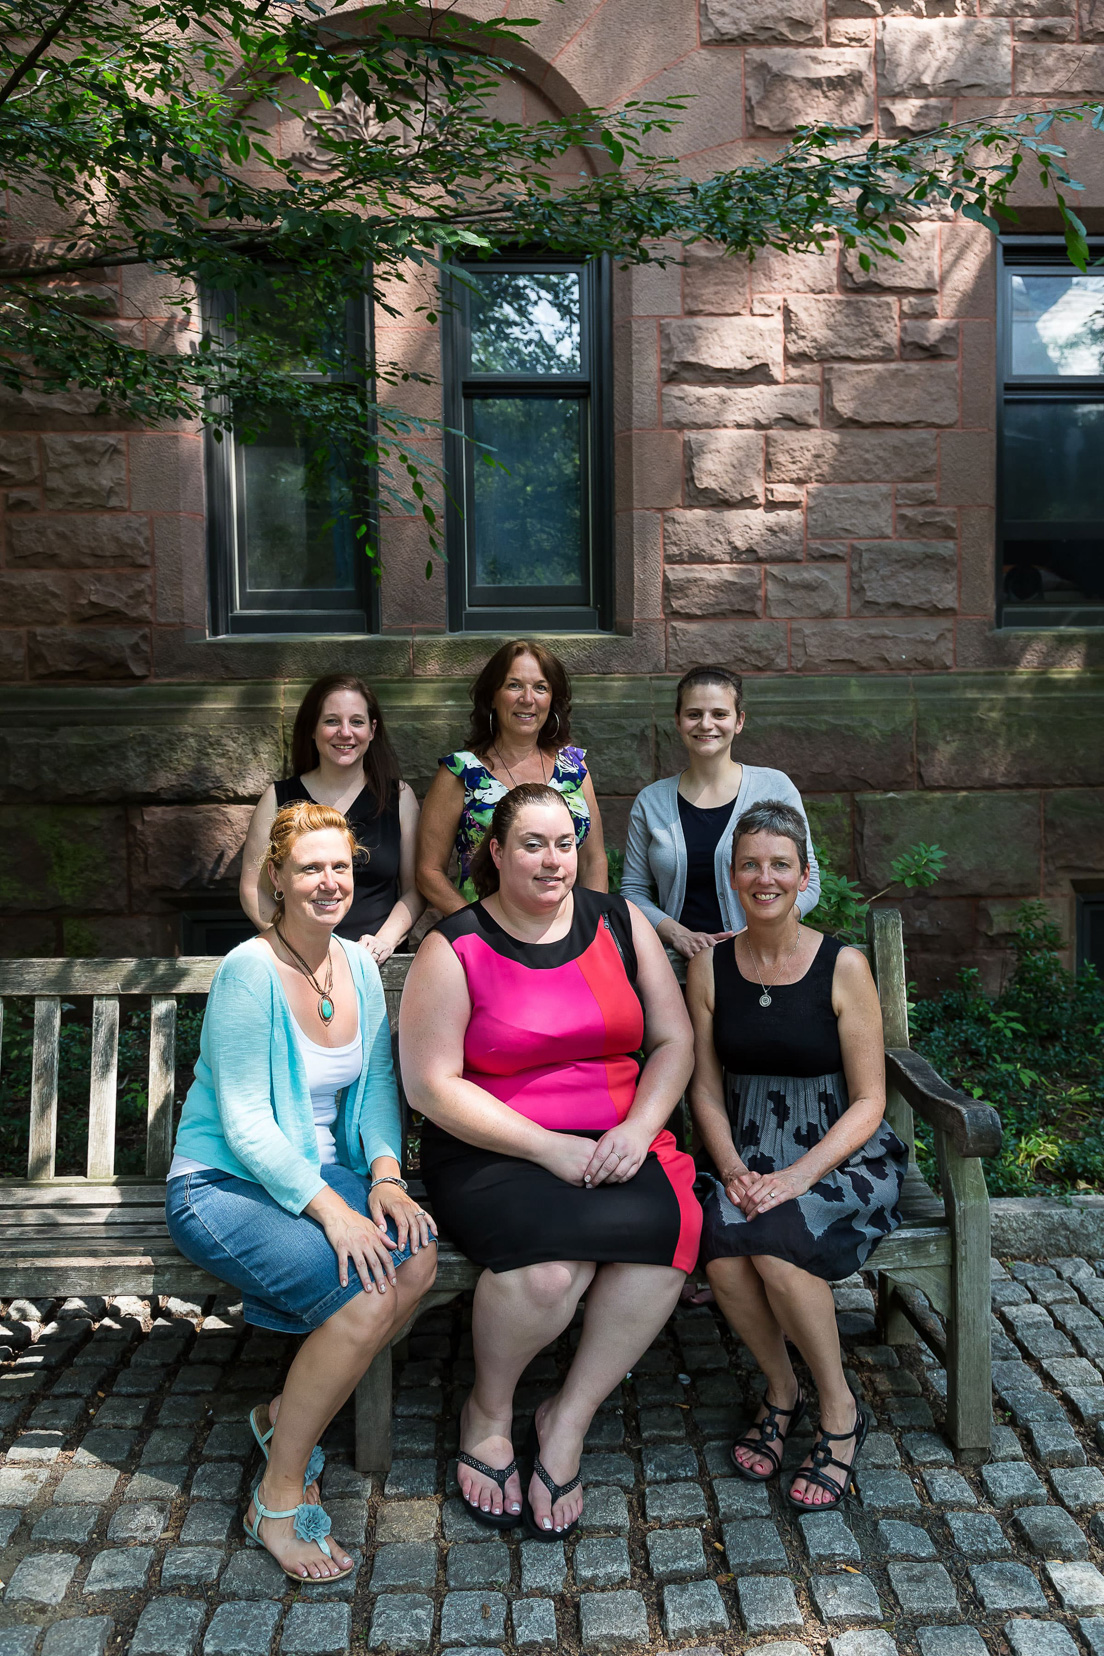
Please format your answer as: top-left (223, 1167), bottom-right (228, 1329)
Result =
top-left (997, 235), bottom-right (1104, 630)
top-left (203, 286), bottom-right (379, 637)
top-left (1076, 891), bottom-right (1104, 977)
top-left (442, 250), bottom-right (614, 633)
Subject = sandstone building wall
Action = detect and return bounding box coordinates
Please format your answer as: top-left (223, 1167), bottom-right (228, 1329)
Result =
top-left (1, 0), bottom-right (1102, 988)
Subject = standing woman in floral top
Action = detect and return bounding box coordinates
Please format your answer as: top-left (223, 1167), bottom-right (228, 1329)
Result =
top-left (416, 641), bottom-right (607, 914)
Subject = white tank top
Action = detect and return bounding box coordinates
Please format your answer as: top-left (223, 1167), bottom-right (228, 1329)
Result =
top-left (168, 1017), bottom-right (363, 1179)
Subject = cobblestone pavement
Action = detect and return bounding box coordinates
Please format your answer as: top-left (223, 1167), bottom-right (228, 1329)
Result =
top-left (4, 1258), bottom-right (1104, 1655)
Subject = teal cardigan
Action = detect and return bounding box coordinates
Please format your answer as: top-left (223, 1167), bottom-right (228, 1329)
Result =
top-left (171, 936), bottom-right (402, 1214)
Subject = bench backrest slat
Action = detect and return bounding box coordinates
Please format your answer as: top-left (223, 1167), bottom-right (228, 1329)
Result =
top-left (866, 908), bottom-right (914, 1160)
top-left (86, 997), bottom-right (120, 1181)
top-left (29, 997), bottom-right (60, 1181)
top-left (146, 997), bottom-right (177, 1178)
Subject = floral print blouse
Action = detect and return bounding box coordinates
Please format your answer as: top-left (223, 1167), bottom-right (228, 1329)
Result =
top-left (441, 746), bottom-right (592, 899)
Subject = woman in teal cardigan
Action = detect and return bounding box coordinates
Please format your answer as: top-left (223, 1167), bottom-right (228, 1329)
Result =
top-left (166, 800), bottom-right (437, 1583)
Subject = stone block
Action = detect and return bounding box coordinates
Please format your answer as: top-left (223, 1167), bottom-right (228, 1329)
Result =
top-left (368, 1594), bottom-right (434, 1653)
top-left (667, 619), bottom-right (788, 672)
top-left (702, 0), bottom-right (824, 43)
top-left (279, 1605), bottom-right (351, 1655)
top-left (945, 1512), bottom-right (1010, 1558)
top-left (512, 1599), bottom-right (556, 1647)
top-left (752, 245), bottom-right (839, 294)
top-left (0, 573), bottom-right (68, 626)
top-left (784, 296), bottom-right (896, 362)
top-left (27, 627), bottom-right (150, 681)
top-left (665, 565), bottom-right (762, 618)
top-left (5, 1550), bottom-right (80, 1604)
top-left (902, 320), bottom-right (959, 359)
top-left (969, 1561), bottom-right (1048, 1611)
top-left (202, 1602), bottom-right (281, 1656)
top-left (723, 1519), bottom-right (789, 1573)
top-left (1016, 45), bottom-right (1104, 91)
top-left (766, 565), bottom-right (847, 619)
top-left (737, 1575), bottom-right (804, 1633)
top-left (54, 1467), bottom-right (119, 1504)
top-left (683, 245), bottom-right (751, 315)
top-left (371, 1542), bottom-right (438, 1592)
top-left (856, 792), bottom-right (1041, 898)
top-left (615, 429), bottom-right (682, 511)
top-left (1004, 1627), bottom-right (1078, 1656)
top-left (916, 1634), bottom-right (987, 1656)
top-left (218, 1549), bottom-right (287, 1600)
top-left (577, 1590), bottom-right (650, 1649)
top-left (661, 318), bottom-right (782, 386)
top-left (888, 1562), bottom-right (958, 1613)
top-left (799, 1510), bottom-right (860, 1563)
top-left (575, 1536), bottom-right (631, 1587)
top-left (768, 430), bottom-right (937, 483)
top-left (807, 484), bottom-right (892, 540)
top-left (663, 508), bottom-right (803, 565)
top-left (842, 228), bottom-right (939, 293)
top-left (577, 1454), bottom-right (634, 1491)
top-left (7, 514), bottom-right (152, 570)
top-left (43, 436), bottom-right (126, 509)
top-left (791, 619), bottom-right (951, 672)
top-left (826, 365), bottom-right (959, 428)
top-left (938, 430), bottom-right (994, 508)
top-left (83, 1546), bottom-right (154, 1593)
top-left (180, 1503), bottom-right (235, 1545)
top-left (161, 1549), bottom-right (221, 1590)
top-left (0, 437), bottom-right (39, 485)
top-left (684, 431), bottom-right (764, 508)
top-left (576, 1485), bottom-right (629, 1532)
top-left (856, 1470), bottom-right (921, 1512)
top-left (107, 1500), bottom-right (169, 1542)
top-left (520, 1540), bottom-right (565, 1593)
top-left (661, 1579), bottom-right (730, 1638)
top-left (645, 1528), bottom-right (707, 1583)
top-left (439, 1591), bottom-right (506, 1646)
top-left (811, 1574), bottom-right (883, 1623)
top-left (829, 1636), bottom-right (896, 1656)
top-left (1046, 1561), bottom-right (1104, 1612)
top-left (851, 541), bottom-right (957, 615)
top-left (878, 1520), bottom-right (937, 1559)
top-left (130, 1599), bottom-right (206, 1656)
top-left (746, 48), bottom-right (873, 135)
top-left (68, 571), bottom-right (153, 625)
top-left (1045, 791), bottom-right (1104, 886)
top-left (1051, 1467), bottom-right (1104, 1511)
top-left (1015, 1503), bottom-right (1089, 1559)
top-left (878, 19), bottom-right (1012, 96)
top-left (662, 383), bottom-right (820, 429)
top-left (128, 432), bottom-right (204, 514)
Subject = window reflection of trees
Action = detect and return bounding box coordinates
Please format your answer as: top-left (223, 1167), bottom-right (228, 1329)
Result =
top-left (469, 273), bottom-right (582, 375)
top-left (471, 397), bottom-right (583, 588)
top-left (1011, 275), bottom-right (1104, 376)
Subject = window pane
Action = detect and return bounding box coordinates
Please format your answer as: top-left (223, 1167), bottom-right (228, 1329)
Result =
top-left (238, 413), bottom-right (357, 593)
top-left (1010, 273), bottom-right (1104, 376)
top-left (1004, 401), bottom-right (1104, 522)
top-left (470, 397), bottom-right (584, 588)
top-left (469, 271), bottom-right (581, 374)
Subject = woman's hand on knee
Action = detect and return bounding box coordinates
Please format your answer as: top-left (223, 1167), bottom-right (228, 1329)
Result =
top-left (369, 1184), bottom-right (437, 1256)
top-left (583, 1121), bottom-right (652, 1187)
top-left (310, 1194), bottom-right (403, 1294)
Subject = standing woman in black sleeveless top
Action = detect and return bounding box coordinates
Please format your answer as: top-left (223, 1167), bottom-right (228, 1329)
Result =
top-left (686, 801), bottom-right (906, 1514)
top-left (241, 675), bottom-right (424, 963)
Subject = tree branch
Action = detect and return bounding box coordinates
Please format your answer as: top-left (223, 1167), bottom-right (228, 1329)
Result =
top-left (0, 0), bottom-right (87, 108)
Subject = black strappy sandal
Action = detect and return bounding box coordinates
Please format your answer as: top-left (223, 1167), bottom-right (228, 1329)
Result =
top-left (521, 1418), bottom-right (582, 1543)
top-left (784, 1400), bottom-right (868, 1512)
top-left (456, 1450), bottom-right (522, 1531)
top-left (730, 1390), bottom-right (807, 1483)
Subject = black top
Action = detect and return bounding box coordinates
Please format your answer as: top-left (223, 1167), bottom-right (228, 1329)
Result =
top-left (713, 933), bottom-right (845, 1078)
top-left (273, 775), bottom-right (401, 941)
top-left (677, 793), bottom-right (732, 933)
top-left (434, 886), bottom-right (638, 981)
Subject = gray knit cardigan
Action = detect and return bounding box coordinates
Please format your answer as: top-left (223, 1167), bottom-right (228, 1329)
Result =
top-left (621, 766), bottom-right (821, 934)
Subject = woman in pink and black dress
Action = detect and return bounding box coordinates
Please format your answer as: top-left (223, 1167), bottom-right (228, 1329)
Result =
top-left (400, 784), bottom-right (700, 1543)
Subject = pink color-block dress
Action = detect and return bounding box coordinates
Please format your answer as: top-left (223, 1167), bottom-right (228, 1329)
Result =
top-left (419, 888), bottom-right (702, 1274)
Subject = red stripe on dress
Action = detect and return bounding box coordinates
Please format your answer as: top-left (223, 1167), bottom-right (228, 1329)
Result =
top-left (650, 1128), bottom-right (704, 1273)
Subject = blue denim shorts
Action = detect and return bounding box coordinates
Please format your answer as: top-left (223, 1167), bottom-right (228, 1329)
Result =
top-left (165, 1163), bottom-right (432, 1334)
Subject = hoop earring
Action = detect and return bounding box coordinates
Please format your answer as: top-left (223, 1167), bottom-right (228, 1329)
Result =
top-left (544, 709), bottom-right (561, 741)
top-left (273, 889), bottom-right (283, 902)
top-left (489, 708), bottom-right (497, 736)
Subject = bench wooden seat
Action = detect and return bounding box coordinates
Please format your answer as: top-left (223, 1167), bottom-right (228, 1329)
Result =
top-left (0, 908), bottom-right (1000, 1470)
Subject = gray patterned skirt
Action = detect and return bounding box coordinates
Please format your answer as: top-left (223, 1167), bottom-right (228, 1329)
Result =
top-left (697, 1070), bottom-right (907, 1282)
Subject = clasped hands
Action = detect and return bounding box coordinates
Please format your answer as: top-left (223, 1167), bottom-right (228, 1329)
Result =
top-left (541, 1121), bottom-right (653, 1188)
top-left (722, 1158), bottom-right (810, 1219)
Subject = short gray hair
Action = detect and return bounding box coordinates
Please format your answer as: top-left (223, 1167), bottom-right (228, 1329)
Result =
top-left (730, 800), bottom-right (809, 874)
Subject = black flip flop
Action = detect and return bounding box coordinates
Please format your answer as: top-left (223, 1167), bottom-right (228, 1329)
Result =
top-left (521, 1418), bottom-right (581, 1542)
top-left (456, 1450), bottom-right (522, 1531)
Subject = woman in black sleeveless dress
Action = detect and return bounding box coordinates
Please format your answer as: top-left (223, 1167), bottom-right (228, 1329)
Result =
top-left (687, 801), bottom-right (906, 1514)
top-left (240, 675), bottom-right (424, 961)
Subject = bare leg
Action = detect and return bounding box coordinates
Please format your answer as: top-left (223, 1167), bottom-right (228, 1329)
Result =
top-left (528, 1262), bottom-right (684, 1533)
top-left (706, 1254), bottom-right (801, 1476)
top-left (461, 1260), bottom-right (596, 1518)
top-left (749, 1254), bottom-right (858, 1507)
top-left (247, 1246), bottom-right (437, 1575)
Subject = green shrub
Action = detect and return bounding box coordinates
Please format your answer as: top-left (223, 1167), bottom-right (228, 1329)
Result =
top-left (910, 902), bottom-right (1104, 1196)
top-left (814, 842), bottom-right (947, 944)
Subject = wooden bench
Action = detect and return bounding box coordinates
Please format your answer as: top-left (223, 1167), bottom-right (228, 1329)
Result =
top-left (0, 909), bottom-right (999, 1470)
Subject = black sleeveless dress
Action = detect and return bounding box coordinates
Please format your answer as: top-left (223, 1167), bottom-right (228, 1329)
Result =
top-left (698, 932), bottom-right (907, 1282)
top-left (273, 776), bottom-right (401, 942)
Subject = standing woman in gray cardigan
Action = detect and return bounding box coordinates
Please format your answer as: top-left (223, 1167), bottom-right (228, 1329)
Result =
top-left (622, 668), bottom-right (820, 960)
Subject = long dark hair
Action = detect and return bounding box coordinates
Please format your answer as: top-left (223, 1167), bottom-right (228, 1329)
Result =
top-left (289, 674), bottom-right (401, 817)
top-left (466, 640), bottom-right (572, 757)
top-left (469, 783), bottom-right (574, 899)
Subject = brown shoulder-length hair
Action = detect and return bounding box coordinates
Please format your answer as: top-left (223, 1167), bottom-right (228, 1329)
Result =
top-left (289, 674), bottom-right (401, 817)
top-left (466, 641), bottom-right (572, 757)
top-left (469, 783), bottom-right (575, 899)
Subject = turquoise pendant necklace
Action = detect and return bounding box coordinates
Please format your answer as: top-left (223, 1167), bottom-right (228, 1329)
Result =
top-left (274, 926), bottom-right (336, 1025)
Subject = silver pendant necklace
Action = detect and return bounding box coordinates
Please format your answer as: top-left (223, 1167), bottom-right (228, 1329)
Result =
top-left (491, 743), bottom-right (547, 788)
top-left (746, 927), bottom-right (801, 1007)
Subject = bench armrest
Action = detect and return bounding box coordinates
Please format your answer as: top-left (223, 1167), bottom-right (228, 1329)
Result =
top-left (885, 1048), bottom-right (1002, 1160)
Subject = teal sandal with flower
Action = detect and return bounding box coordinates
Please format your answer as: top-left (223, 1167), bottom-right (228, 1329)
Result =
top-left (249, 1404), bottom-right (325, 1494)
top-left (243, 1478), bottom-right (353, 1582)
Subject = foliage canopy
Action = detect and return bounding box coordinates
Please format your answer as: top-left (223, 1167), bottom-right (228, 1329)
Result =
top-left (3, 0), bottom-right (1103, 549)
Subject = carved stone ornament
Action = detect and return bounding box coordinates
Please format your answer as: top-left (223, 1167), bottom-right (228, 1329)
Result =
top-left (289, 87), bottom-right (444, 172)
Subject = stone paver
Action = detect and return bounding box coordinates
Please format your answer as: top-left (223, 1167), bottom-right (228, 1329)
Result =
top-left (6, 1259), bottom-right (1104, 1656)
